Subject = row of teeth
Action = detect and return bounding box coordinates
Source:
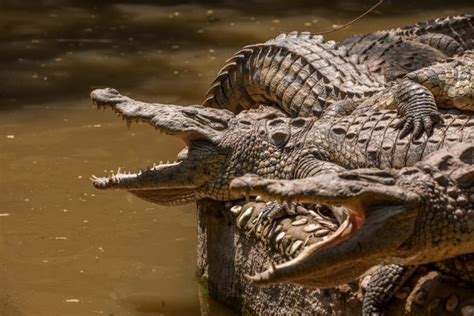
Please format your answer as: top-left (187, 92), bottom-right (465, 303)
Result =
top-left (91, 160), bottom-right (181, 185)
top-left (93, 100), bottom-right (173, 135)
top-left (91, 172), bottom-right (138, 186)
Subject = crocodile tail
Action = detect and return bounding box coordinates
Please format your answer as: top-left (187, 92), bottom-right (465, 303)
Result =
top-left (203, 32), bottom-right (382, 117)
top-left (203, 47), bottom-right (255, 112)
top-left (203, 32), bottom-right (327, 114)
top-left (403, 14), bottom-right (474, 51)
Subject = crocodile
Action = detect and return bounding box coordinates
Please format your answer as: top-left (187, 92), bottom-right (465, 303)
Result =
top-left (90, 88), bottom-right (474, 315)
top-left (90, 88), bottom-right (473, 205)
top-left (203, 30), bottom-right (474, 137)
top-left (338, 14), bottom-right (474, 79)
top-left (229, 142), bottom-right (474, 314)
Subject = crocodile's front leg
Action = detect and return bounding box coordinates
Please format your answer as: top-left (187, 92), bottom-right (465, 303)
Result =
top-left (393, 78), bottom-right (442, 138)
top-left (362, 264), bottom-right (417, 316)
top-left (392, 51), bottom-right (474, 138)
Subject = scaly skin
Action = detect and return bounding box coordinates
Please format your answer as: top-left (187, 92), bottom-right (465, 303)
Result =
top-left (339, 14), bottom-right (474, 79)
top-left (90, 88), bottom-right (473, 205)
top-left (90, 89), bottom-right (473, 315)
top-left (203, 32), bottom-right (385, 116)
top-left (354, 50), bottom-right (474, 138)
top-left (229, 143), bottom-right (474, 289)
top-left (204, 29), bottom-right (474, 137)
top-left (90, 88), bottom-right (341, 205)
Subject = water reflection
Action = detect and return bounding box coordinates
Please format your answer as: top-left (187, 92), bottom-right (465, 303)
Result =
top-left (1, 1), bottom-right (473, 315)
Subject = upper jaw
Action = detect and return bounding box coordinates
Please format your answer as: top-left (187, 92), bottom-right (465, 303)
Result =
top-left (90, 88), bottom-right (235, 144)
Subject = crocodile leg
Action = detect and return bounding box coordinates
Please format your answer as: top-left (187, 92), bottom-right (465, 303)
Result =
top-left (386, 51), bottom-right (474, 138)
top-left (362, 264), bottom-right (417, 316)
top-left (393, 78), bottom-right (442, 138)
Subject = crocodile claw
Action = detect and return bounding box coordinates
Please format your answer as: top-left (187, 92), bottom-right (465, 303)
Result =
top-left (396, 112), bottom-right (442, 139)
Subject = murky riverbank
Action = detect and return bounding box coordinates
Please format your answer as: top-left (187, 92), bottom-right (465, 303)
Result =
top-left (1, 1), bottom-right (473, 315)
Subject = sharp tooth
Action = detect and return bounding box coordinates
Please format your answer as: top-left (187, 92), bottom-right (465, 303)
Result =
top-left (303, 223), bottom-right (320, 233)
top-left (291, 218), bottom-right (308, 226)
top-left (303, 235), bottom-right (310, 247)
top-left (289, 240), bottom-right (304, 256)
top-left (237, 207), bottom-right (254, 228)
top-left (275, 231), bottom-right (285, 243)
top-left (230, 205), bottom-right (242, 216)
top-left (314, 229), bottom-right (330, 237)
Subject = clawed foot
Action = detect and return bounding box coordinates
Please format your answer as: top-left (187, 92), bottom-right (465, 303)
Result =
top-left (395, 111), bottom-right (442, 139)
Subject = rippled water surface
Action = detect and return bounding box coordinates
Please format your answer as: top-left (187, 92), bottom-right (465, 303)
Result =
top-left (1, 1), bottom-right (473, 315)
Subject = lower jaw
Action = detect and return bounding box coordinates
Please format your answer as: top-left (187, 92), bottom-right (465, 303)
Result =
top-left (129, 188), bottom-right (202, 206)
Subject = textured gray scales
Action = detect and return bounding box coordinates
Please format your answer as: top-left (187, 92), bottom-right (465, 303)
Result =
top-left (203, 32), bottom-right (385, 117)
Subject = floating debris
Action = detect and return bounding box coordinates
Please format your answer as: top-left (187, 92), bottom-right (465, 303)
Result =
top-left (65, 299), bottom-right (80, 303)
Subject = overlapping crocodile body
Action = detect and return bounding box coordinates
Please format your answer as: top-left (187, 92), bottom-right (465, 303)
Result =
top-left (203, 32), bottom-right (385, 117)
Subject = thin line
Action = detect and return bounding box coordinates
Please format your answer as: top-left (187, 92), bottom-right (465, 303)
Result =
top-left (315, 0), bottom-right (384, 35)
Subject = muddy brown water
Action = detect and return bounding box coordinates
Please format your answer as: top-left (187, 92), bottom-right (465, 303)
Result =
top-left (1, 1), bottom-right (473, 315)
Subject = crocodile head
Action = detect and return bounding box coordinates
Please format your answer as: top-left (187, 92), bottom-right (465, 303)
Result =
top-left (230, 143), bottom-right (474, 287)
top-left (90, 88), bottom-right (317, 205)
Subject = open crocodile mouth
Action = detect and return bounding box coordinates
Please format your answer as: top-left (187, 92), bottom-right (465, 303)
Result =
top-left (89, 88), bottom-right (230, 204)
top-left (228, 174), bottom-right (411, 285)
top-left (245, 192), bottom-right (366, 283)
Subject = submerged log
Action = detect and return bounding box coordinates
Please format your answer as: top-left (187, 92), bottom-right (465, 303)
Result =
top-left (196, 200), bottom-right (474, 315)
